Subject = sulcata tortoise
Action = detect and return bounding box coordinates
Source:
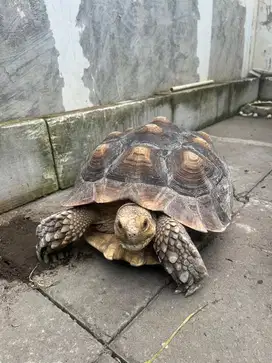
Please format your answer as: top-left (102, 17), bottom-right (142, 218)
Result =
top-left (36, 116), bottom-right (233, 296)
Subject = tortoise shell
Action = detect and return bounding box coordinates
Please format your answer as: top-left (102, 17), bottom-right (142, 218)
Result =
top-left (63, 117), bottom-right (233, 233)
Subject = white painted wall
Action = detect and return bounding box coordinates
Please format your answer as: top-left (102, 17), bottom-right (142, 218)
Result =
top-left (44, 0), bottom-right (260, 111)
top-left (253, 0), bottom-right (272, 71)
top-left (241, 0), bottom-right (259, 77)
top-left (197, 0), bottom-right (213, 81)
top-left (44, 0), bottom-right (91, 109)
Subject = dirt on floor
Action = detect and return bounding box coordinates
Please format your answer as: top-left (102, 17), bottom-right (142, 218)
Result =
top-left (0, 215), bottom-right (94, 283)
top-left (0, 212), bottom-right (112, 285)
top-left (0, 216), bottom-right (45, 282)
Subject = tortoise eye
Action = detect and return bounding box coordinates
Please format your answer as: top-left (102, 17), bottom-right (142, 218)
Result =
top-left (143, 219), bottom-right (148, 230)
top-left (117, 221), bottom-right (123, 229)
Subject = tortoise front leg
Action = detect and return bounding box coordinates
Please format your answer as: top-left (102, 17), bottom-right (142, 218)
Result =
top-left (36, 207), bottom-right (98, 263)
top-left (154, 215), bottom-right (208, 297)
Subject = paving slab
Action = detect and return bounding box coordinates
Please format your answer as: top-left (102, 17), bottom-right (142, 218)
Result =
top-left (37, 253), bottom-right (169, 344)
top-left (96, 353), bottom-right (119, 363)
top-left (211, 136), bottom-right (272, 196)
top-left (204, 116), bottom-right (272, 197)
top-left (0, 279), bottom-right (103, 363)
top-left (0, 189), bottom-right (168, 345)
top-left (232, 198), bottom-right (244, 214)
top-left (110, 200), bottom-right (272, 363)
top-left (204, 116), bottom-right (272, 143)
top-left (249, 171), bottom-right (272, 202)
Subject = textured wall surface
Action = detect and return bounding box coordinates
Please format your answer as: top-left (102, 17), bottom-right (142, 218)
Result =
top-left (253, 0), bottom-right (272, 71)
top-left (0, 0), bottom-right (64, 123)
top-left (77, 0), bottom-right (199, 105)
top-left (0, 0), bottom-right (259, 123)
top-left (209, 0), bottom-right (246, 81)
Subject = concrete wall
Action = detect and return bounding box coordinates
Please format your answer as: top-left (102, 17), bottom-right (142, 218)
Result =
top-left (253, 0), bottom-right (272, 71)
top-left (0, 0), bottom-right (64, 123)
top-left (0, 0), bottom-right (258, 123)
top-left (209, 0), bottom-right (257, 80)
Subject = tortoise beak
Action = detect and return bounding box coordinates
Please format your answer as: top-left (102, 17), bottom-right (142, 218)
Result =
top-left (120, 235), bottom-right (154, 251)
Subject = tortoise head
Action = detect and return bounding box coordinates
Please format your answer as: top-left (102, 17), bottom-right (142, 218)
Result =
top-left (114, 203), bottom-right (156, 251)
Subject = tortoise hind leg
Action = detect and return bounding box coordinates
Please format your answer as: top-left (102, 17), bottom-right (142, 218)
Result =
top-left (36, 207), bottom-right (98, 264)
top-left (154, 215), bottom-right (208, 297)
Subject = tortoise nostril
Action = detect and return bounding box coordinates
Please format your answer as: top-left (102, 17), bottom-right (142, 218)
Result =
top-left (143, 218), bottom-right (148, 230)
top-left (127, 231), bottom-right (137, 238)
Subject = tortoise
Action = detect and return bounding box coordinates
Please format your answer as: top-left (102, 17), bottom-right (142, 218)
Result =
top-left (36, 116), bottom-right (233, 296)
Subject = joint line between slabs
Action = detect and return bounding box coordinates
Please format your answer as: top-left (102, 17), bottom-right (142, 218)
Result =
top-left (33, 279), bottom-right (169, 360)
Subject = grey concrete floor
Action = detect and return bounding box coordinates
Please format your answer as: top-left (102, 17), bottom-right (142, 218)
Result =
top-left (0, 116), bottom-right (272, 363)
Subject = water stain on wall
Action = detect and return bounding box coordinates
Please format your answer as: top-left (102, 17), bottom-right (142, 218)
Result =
top-left (209, 0), bottom-right (246, 81)
top-left (0, 0), bottom-right (64, 123)
top-left (76, 0), bottom-right (199, 105)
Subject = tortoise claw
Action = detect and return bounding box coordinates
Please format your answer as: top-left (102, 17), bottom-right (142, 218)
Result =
top-left (36, 209), bottom-right (81, 263)
top-left (36, 213), bottom-right (68, 264)
top-left (36, 207), bottom-right (96, 264)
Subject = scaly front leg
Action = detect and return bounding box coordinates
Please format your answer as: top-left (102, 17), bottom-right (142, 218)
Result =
top-left (36, 207), bottom-right (98, 263)
top-left (154, 215), bottom-right (208, 297)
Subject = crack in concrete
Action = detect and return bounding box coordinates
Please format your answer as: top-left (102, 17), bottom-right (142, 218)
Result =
top-left (234, 169), bottom-right (272, 203)
top-left (230, 169), bottom-right (272, 223)
top-left (232, 184), bottom-right (249, 216)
